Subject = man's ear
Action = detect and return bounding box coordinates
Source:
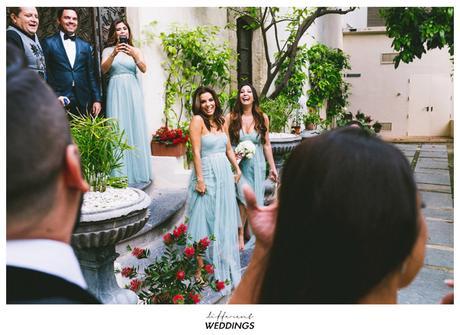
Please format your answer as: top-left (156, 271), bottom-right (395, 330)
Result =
top-left (63, 144), bottom-right (89, 192)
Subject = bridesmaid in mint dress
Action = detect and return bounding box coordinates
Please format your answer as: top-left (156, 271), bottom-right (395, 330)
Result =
top-left (101, 19), bottom-right (152, 185)
top-left (226, 83), bottom-right (278, 250)
top-left (186, 86), bottom-right (242, 295)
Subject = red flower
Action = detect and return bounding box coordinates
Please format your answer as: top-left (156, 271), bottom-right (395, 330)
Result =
top-left (215, 280), bottom-right (225, 292)
top-left (173, 224), bottom-right (187, 237)
top-left (189, 292), bottom-right (201, 304)
top-left (176, 270), bottom-right (185, 281)
top-left (178, 223), bottom-right (187, 234)
top-left (163, 233), bottom-right (173, 245)
top-left (173, 228), bottom-right (182, 237)
top-left (184, 246), bottom-right (195, 258)
top-left (172, 294), bottom-right (185, 304)
top-left (204, 264), bottom-right (214, 274)
top-left (132, 247), bottom-right (147, 259)
top-left (199, 237), bottom-right (211, 250)
top-left (129, 279), bottom-right (142, 292)
top-left (121, 266), bottom-right (135, 278)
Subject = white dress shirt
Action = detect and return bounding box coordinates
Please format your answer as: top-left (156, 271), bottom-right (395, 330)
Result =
top-left (7, 239), bottom-right (87, 289)
top-left (60, 30), bottom-right (76, 68)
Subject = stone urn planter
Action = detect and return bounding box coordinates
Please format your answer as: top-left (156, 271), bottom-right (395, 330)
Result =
top-left (72, 187), bottom-right (151, 304)
top-left (269, 132), bottom-right (302, 171)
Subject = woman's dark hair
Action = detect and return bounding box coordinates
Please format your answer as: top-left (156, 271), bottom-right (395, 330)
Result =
top-left (192, 86), bottom-right (225, 132)
top-left (228, 83), bottom-right (267, 145)
top-left (106, 19), bottom-right (134, 47)
top-left (259, 127), bottom-right (419, 303)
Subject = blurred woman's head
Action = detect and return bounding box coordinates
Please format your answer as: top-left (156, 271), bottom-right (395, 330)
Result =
top-left (192, 86), bottom-right (224, 131)
top-left (229, 83), bottom-right (266, 145)
top-left (259, 127), bottom-right (426, 303)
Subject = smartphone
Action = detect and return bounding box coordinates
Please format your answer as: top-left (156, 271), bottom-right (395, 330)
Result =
top-left (119, 36), bottom-right (128, 44)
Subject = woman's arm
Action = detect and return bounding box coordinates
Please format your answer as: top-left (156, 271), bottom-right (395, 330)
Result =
top-left (190, 116), bottom-right (206, 194)
top-left (229, 185), bottom-right (278, 304)
top-left (101, 46), bottom-right (121, 74)
top-left (224, 119), bottom-right (241, 183)
top-left (129, 46), bottom-right (147, 73)
top-left (262, 114), bottom-right (278, 182)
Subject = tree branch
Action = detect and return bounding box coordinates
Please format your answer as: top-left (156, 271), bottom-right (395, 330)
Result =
top-left (270, 8), bottom-right (282, 53)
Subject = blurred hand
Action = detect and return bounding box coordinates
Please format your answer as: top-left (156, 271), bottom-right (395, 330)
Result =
top-left (234, 169), bottom-right (242, 183)
top-left (440, 279), bottom-right (454, 304)
top-left (195, 180), bottom-right (206, 195)
top-left (243, 184), bottom-right (278, 250)
top-left (92, 102), bottom-right (102, 116)
top-left (269, 168), bottom-right (278, 183)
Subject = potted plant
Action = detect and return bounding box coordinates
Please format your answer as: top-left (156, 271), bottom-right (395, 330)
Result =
top-left (120, 223), bottom-right (229, 304)
top-left (303, 108), bottom-right (321, 130)
top-left (69, 113), bottom-right (132, 192)
top-left (373, 121), bottom-right (383, 134)
top-left (69, 112), bottom-right (151, 304)
top-left (151, 125), bottom-right (189, 157)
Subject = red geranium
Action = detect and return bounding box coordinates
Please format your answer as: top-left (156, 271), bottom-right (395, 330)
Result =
top-left (184, 246), bottom-right (195, 258)
top-left (189, 292), bottom-right (201, 304)
top-left (198, 237), bottom-right (211, 250)
top-left (121, 266), bottom-right (137, 278)
top-left (204, 264), bottom-right (214, 274)
top-left (172, 294), bottom-right (185, 304)
top-left (176, 270), bottom-right (185, 281)
top-left (163, 233), bottom-right (173, 245)
top-left (215, 280), bottom-right (225, 292)
top-left (129, 278), bottom-right (142, 292)
top-left (131, 247), bottom-right (148, 259)
top-left (152, 126), bottom-right (188, 145)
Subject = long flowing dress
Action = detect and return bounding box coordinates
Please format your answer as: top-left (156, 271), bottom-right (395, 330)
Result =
top-left (103, 47), bottom-right (152, 185)
top-left (236, 130), bottom-right (266, 206)
top-left (186, 133), bottom-right (241, 295)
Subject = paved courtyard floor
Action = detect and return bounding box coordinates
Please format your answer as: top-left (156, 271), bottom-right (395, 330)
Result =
top-left (396, 143), bottom-right (454, 304)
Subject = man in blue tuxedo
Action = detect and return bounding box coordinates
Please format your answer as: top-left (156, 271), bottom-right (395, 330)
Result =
top-left (42, 8), bottom-right (102, 116)
top-left (6, 43), bottom-right (99, 304)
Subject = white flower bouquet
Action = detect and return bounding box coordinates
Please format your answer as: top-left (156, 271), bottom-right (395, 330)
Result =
top-left (235, 140), bottom-right (256, 163)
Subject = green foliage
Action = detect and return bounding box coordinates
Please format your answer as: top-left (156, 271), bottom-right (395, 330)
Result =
top-left (70, 113), bottom-right (132, 192)
top-left (160, 25), bottom-right (235, 128)
top-left (380, 7), bottom-right (454, 68)
top-left (275, 45), bottom-right (309, 105)
top-left (228, 7), bottom-right (356, 100)
top-left (303, 109), bottom-right (322, 127)
top-left (129, 224), bottom-right (228, 304)
top-left (306, 44), bottom-right (351, 121)
top-left (260, 95), bottom-right (296, 133)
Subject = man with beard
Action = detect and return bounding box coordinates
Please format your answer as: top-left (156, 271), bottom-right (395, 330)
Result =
top-left (7, 7), bottom-right (46, 80)
top-left (6, 43), bottom-right (100, 304)
top-left (42, 7), bottom-right (102, 116)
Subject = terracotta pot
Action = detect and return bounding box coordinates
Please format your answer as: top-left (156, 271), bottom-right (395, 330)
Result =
top-left (292, 126), bottom-right (301, 135)
top-left (305, 123), bottom-right (317, 131)
top-left (151, 141), bottom-right (186, 157)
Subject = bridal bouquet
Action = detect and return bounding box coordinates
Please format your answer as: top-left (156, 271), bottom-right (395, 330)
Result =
top-left (235, 140), bottom-right (256, 163)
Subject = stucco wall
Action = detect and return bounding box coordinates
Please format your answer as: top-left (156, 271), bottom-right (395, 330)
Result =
top-left (343, 31), bottom-right (453, 137)
top-left (126, 7), bottom-right (229, 135)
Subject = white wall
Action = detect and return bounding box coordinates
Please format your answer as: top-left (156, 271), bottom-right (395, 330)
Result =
top-left (343, 32), bottom-right (453, 137)
top-left (126, 7), bottom-right (228, 135)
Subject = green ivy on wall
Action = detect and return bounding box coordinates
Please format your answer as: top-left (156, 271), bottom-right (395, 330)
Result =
top-left (306, 44), bottom-right (351, 122)
top-left (160, 25), bottom-right (235, 128)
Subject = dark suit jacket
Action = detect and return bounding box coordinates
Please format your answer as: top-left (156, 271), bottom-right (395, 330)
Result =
top-left (42, 32), bottom-right (101, 112)
top-left (7, 266), bottom-right (100, 304)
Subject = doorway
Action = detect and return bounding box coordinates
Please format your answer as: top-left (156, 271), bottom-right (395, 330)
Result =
top-left (407, 74), bottom-right (452, 136)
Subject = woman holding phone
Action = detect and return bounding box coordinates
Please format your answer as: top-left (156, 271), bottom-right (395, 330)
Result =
top-left (101, 19), bottom-right (152, 185)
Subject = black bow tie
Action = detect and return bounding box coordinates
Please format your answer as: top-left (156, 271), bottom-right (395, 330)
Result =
top-left (64, 33), bottom-right (76, 41)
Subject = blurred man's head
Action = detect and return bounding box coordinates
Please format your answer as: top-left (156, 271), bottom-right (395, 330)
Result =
top-left (7, 43), bottom-right (88, 242)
